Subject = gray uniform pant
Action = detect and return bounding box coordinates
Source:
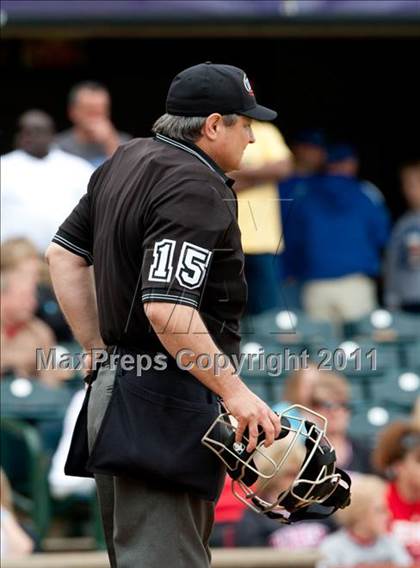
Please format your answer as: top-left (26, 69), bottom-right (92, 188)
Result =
top-left (87, 365), bottom-right (214, 568)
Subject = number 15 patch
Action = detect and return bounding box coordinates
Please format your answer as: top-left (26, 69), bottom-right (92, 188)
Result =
top-left (148, 239), bottom-right (212, 290)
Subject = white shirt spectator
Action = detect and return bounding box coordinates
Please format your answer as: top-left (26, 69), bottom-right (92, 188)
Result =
top-left (49, 388), bottom-right (95, 499)
top-left (1, 148), bottom-right (94, 252)
top-left (317, 528), bottom-right (412, 568)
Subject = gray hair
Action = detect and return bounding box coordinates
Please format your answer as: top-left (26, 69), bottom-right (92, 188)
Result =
top-left (152, 113), bottom-right (238, 143)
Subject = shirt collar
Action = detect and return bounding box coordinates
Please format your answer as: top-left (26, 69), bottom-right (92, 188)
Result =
top-left (155, 133), bottom-right (234, 188)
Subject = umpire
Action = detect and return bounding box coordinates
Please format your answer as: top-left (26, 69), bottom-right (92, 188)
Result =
top-left (46, 62), bottom-right (281, 568)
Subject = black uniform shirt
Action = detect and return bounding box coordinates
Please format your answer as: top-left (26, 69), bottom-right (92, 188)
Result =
top-left (52, 134), bottom-right (247, 359)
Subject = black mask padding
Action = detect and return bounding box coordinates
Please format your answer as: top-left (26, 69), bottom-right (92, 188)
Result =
top-left (222, 415), bottom-right (291, 486)
top-left (280, 421), bottom-right (336, 512)
top-left (254, 467), bottom-right (351, 524)
top-left (246, 420), bottom-right (352, 523)
top-left (287, 468), bottom-right (352, 523)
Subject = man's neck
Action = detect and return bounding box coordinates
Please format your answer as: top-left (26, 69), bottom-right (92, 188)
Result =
top-left (195, 139), bottom-right (224, 172)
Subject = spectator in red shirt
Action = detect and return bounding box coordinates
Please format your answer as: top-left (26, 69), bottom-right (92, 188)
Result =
top-left (373, 420), bottom-right (420, 562)
top-left (210, 476), bottom-right (247, 547)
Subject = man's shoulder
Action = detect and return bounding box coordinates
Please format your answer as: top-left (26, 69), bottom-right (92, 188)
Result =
top-left (127, 137), bottom-right (230, 190)
top-left (1, 149), bottom-right (26, 166)
top-left (359, 180), bottom-right (386, 206)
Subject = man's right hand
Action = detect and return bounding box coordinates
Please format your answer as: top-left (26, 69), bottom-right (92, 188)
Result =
top-left (222, 383), bottom-right (281, 453)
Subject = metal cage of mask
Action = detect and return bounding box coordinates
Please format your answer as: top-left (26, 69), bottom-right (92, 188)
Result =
top-left (201, 404), bottom-right (351, 523)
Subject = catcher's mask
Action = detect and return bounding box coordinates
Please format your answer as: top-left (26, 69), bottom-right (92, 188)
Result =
top-left (202, 404), bottom-right (351, 523)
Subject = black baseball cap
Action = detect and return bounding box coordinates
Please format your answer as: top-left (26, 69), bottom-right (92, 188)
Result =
top-left (166, 62), bottom-right (277, 121)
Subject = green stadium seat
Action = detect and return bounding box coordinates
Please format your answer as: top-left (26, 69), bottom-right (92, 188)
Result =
top-left (241, 370), bottom-right (285, 407)
top-left (349, 381), bottom-right (365, 405)
top-left (242, 309), bottom-right (335, 346)
top-left (309, 338), bottom-right (399, 375)
top-left (347, 309), bottom-right (420, 342)
top-left (1, 377), bottom-right (73, 454)
top-left (307, 340), bottom-right (393, 388)
top-left (369, 370), bottom-right (420, 412)
top-left (240, 339), bottom-right (298, 405)
top-left (401, 338), bottom-right (420, 369)
top-left (1, 418), bottom-right (51, 540)
top-left (349, 403), bottom-right (408, 443)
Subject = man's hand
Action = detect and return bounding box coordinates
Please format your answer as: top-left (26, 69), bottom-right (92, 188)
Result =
top-left (228, 158), bottom-right (293, 192)
top-left (83, 118), bottom-right (120, 156)
top-left (145, 302), bottom-right (282, 454)
top-left (83, 345), bottom-right (106, 376)
top-left (83, 118), bottom-right (117, 144)
top-left (222, 383), bottom-right (281, 453)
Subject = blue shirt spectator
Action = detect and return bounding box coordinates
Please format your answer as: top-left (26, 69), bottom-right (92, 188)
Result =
top-left (281, 145), bottom-right (390, 281)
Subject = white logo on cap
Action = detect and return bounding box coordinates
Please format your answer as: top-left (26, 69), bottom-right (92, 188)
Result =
top-left (243, 74), bottom-right (254, 95)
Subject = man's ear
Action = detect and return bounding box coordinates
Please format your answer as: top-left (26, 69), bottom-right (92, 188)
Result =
top-left (202, 113), bottom-right (223, 141)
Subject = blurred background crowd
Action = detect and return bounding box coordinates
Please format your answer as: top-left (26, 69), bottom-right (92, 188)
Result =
top-left (1, 1), bottom-right (419, 566)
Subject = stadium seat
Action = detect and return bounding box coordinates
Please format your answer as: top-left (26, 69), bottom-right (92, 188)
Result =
top-left (1, 377), bottom-right (73, 454)
top-left (401, 338), bottom-right (420, 369)
top-left (1, 418), bottom-right (51, 540)
top-left (347, 309), bottom-right (420, 342)
top-left (310, 338), bottom-right (399, 374)
top-left (349, 403), bottom-right (408, 443)
top-left (349, 381), bottom-right (365, 405)
top-left (242, 309), bottom-right (335, 346)
top-left (50, 491), bottom-right (106, 550)
top-left (239, 337), bottom-right (284, 404)
top-left (369, 370), bottom-right (420, 412)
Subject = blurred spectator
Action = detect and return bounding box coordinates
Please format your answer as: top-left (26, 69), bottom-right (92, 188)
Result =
top-left (229, 120), bottom-right (292, 314)
top-left (317, 474), bottom-right (411, 568)
top-left (56, 81), bottom-right (131, 167)
top-left (1, 236), bottom-right (73, 342)
top-left (1, 469), bottom-right (34, 559)
top-left (234, 439), bottom-right (334, 548)
top-left (1, 110), bottom-right (93, 253)
top-left (310, 371), bottom-right (372, 474)
top-left (283, 144), bottom-right (390, 326)
top-left (49, 389), bottom-right (95, 499)
top-left (373, 421), bottom-right (420, 562)
top-left (385, 160), bottom-right (420, 313)
top-left (1, 239), bottom-right (69, 386)
top-left (272, 362), bottom-right (321, 415)
top-left (280, 129), bottom-right (327, 224)
top-left (210, 476), bottom-right (247, 547)
top-left (290, 129), bottom-right (327, 176)
top-left (279, 130), bottom-right (327, 306)
top-left (0, 237), bottom-right (41, 288)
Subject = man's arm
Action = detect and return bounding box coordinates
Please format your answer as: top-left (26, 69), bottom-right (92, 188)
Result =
top-left (228, 158), bottom-right (293, 192)
top-left (45, 243), bottom-right (105, 368)
top-left (145, 301), bottom-right (281, 452)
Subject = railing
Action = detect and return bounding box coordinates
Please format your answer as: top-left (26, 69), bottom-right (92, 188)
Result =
top-left (2, 549), bottom-right (320, 568)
